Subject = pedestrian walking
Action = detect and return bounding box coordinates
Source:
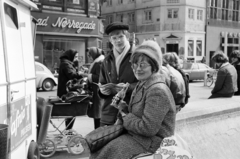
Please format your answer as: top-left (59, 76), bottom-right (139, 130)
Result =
top-left (208, 50), bottom-right (238, 99)
top-left (90, 40), bottom-right (176, 159)
top-left (98, 21), bottom-right (138, 126)
top-left (57, 49), bottom-right (83, 130)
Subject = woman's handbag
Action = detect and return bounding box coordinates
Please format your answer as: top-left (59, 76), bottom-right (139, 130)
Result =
top-left (85, 124), bottom-right (125, 153)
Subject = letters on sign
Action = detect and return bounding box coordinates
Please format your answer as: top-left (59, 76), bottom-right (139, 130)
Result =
top-left (36, 16), bottom-right (96, 33)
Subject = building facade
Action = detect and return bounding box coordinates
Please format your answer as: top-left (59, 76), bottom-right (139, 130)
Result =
top-left (206, 0), bottom-right (240, 67)
top-left (101, 0), bottom-right (206, 63)
top-left (31, 0), bottom-right (104, 73)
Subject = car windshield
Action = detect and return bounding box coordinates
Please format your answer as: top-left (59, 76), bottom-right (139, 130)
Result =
top-left (182, 63), bottom-right (193, 70)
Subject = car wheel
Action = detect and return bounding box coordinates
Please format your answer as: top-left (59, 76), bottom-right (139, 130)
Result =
top-left (42, 79), bottom-right (54, 91)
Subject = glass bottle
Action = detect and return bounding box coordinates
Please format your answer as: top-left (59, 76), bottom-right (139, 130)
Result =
top-left (110, 83), bottom-right (130, 109)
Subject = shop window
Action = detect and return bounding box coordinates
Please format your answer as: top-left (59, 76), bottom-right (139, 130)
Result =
top-left (188, 40), bottom-right (194, 56)
top-left (4, 3), bottom-right (18, 29)
top-left (43, 39), bottom-right (85, 73)
top-left (196, 40), bottom-right (202, 56)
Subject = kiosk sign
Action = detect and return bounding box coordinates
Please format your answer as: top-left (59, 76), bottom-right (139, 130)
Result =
top-left (10, 96), bottom-right (32, 151)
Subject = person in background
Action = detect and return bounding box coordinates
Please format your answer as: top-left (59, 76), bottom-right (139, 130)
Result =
top-left (163, 52), bottom-right (190, 111)
top-left (201, 56), bottom-right (206, 64)
top-left (230, 50), bottom-right (240, 95)
top-left (80, 47), bottom-right (105, 129)
top-left (209, 50), bottom-right (238, 99)
top-left (90, 40), bottom-right (176, 159)
top-left (98, 22), bottom-right (138, 126)
top-left (57, 49), bottom-right (83, 130)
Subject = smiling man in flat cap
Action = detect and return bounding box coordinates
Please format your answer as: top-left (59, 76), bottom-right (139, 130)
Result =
top-left (98, 22), bottom-right (138, 126)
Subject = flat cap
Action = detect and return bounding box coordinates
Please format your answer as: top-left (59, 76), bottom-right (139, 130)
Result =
top-left (105, 22), bottom-right (129, 35)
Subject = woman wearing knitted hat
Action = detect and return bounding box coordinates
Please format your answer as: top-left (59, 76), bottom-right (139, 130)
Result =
top-left (90, 40), bottom-right (176, 159)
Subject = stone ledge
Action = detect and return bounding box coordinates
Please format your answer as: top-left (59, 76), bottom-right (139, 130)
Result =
top-left (176, 96), bottom-right (240, 124)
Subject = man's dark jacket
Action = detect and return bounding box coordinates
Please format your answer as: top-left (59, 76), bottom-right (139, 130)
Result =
top-left (99, 48), bottom-right (138, 125)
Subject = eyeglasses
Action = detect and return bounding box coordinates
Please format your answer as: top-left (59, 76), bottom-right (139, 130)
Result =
top-left (131, 63), bottom-right (151, 70)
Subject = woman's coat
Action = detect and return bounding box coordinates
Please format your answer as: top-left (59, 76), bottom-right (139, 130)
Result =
top-left (90, 73), bottom-right (176, 159)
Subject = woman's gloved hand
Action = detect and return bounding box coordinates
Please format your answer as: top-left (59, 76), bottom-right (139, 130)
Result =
top-left (118, 100), bottom-right (129, 116)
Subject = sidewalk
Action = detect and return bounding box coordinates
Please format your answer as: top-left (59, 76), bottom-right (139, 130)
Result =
top-left (41, 81), bottom-right (240, 159)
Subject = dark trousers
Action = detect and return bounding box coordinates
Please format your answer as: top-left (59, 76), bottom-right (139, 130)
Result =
top-left (208, 93), bottom-right (234, 99)
top-left (65, 117), bottom-right (75, 130)
top-left (94, 118), bottom-right (101, 129)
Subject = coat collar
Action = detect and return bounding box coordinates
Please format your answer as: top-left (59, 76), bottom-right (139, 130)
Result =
top-left (130, 72), bottom-right (166, 106)
top-left (139, 72), bottom-right (166, 90)
top-left (107, 45), bottom-right (133, 60)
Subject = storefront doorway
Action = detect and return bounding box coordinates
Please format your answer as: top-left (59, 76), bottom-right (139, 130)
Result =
top-left (166, 44), bottom-right (179, 54)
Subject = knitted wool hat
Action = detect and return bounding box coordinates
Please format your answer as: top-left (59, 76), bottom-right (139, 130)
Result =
top-left (132, 40), bottom-right (162, 71)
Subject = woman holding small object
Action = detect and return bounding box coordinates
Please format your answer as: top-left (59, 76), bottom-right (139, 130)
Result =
top-left (90, 40), bottom-right (176, 159)
top-left (57, 49), bottom-right (83, 130)
top-left (80, 47), bottom-right (105, 129)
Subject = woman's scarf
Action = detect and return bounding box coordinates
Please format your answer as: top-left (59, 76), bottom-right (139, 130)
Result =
top-left (113, 42), bottom-right (130, 75)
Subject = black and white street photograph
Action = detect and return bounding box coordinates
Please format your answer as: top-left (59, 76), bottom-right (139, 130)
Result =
top-left (1, 0), bottom-right (240, 159)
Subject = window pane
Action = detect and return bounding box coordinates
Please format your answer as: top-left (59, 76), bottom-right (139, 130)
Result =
top-left (168, 10), bottom-right (172, 18)
top-left (196, 40), bottom-right (202, 56)
top-left (4, 3), bottom-right (18, 29)
top-left (188, 40), bottom-right (194, 56)
top-left (173, 10), bottom-right (178, 18)
top-left (67, 0), bottom-right (85, 7)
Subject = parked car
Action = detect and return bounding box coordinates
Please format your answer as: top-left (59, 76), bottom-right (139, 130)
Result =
top-left (182, 62), bottom-right (214, 81)
top-left (35, 61), bottom-right (58, 91)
